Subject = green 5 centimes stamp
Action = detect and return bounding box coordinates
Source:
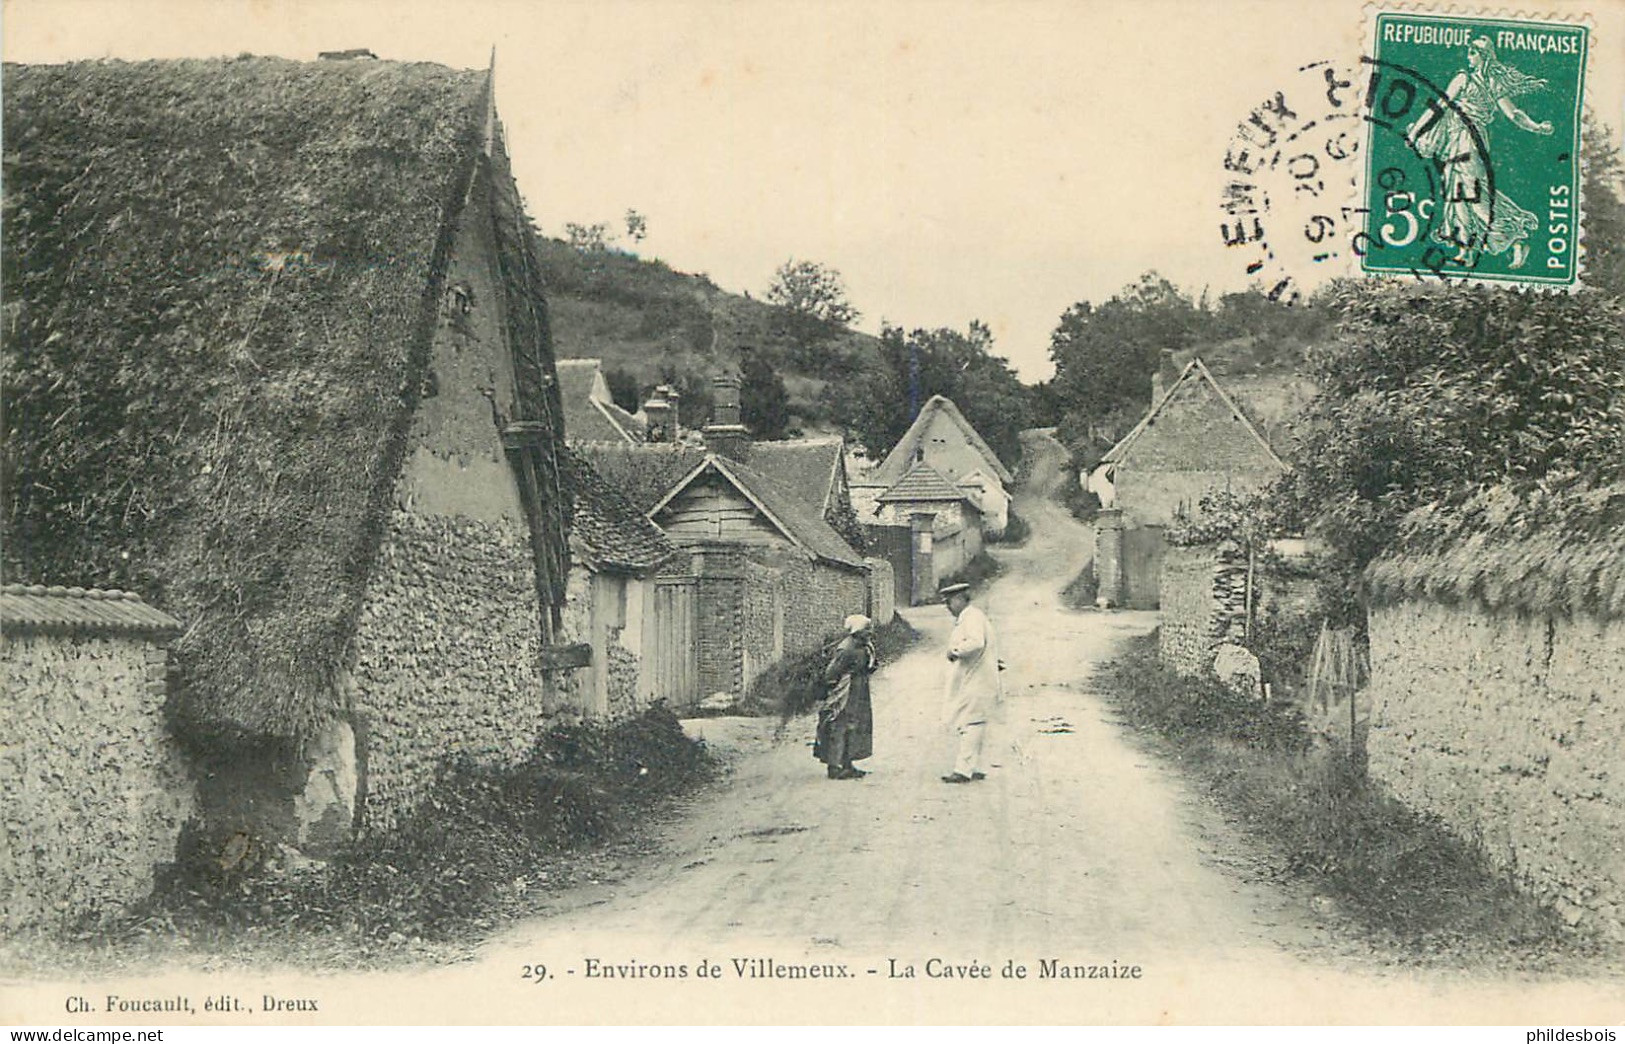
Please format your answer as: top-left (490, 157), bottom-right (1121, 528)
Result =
top-left (1363, 12), bottom-right (1589, 286)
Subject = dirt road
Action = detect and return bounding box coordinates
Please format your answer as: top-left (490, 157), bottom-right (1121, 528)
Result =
top-left (485, 429), bottom-right (1321, 970)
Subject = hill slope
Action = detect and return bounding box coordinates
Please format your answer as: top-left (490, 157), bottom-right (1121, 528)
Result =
top-left (533, 238), bottom-right (879, 432)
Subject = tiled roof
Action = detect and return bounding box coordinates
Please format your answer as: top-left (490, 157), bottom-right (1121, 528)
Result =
top-left (743, 438), bottom-right (844, 516)
top-left (874, 395), bottom-right (1014, 485)
top-left (561, 450), bottom-right (677, 574)
top-left (655, 455), bottom-right (866, 571)
top-left (573, 442), bottom-right (709, 513)
top-left (876, 460), bottom-right (973, 504)
top-left (1100, 358), bottom-right (1285, 468)
top-left (1, 585), bottom-right (181, 637)
top-left (557, 359), bottom-right (641, 443)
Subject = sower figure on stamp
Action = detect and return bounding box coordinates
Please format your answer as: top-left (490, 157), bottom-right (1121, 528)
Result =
top-left (816, 614), bottom-right (878, 780)
top-left (1406, 36), bottom-right (1552, 269)
top-left (939, 582), bottom-right (1003, 784)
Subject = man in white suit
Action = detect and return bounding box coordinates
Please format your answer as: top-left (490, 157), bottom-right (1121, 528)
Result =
top-left (939, 581), bottom-right (1002, 784)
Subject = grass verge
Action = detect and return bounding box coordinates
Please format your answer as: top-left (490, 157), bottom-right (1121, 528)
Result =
top-left (1097, 634), bottom-right (1598, 967)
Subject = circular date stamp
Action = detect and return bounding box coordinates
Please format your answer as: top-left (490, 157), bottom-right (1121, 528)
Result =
top-left (1221, 12), bottom-right (1589, 297)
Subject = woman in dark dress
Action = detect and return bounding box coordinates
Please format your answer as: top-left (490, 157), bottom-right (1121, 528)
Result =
top-left (816, 614), bottom-right (878, 780)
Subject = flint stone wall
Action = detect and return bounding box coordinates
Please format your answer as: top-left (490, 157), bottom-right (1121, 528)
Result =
top-left (1, 634), bottom-right (193, 932)
top-left (351, 509), bottom-right (573, 834)
top-left (1368, 600), bottom-right (1625, 941)
top-left (1158, 543), bottom-right (1226, 676)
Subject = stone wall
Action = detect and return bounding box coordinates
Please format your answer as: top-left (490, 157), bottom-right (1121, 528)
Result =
top-left (1116, 467), bottom-right (1278, 528)
top-left (866, 557), bottom-right (896, 625)
top-left (1158, 541), bottom-right (1311, 677)
top-left (351, 509), bottom-right (572, 834)
top-left (2, 634), bottom-right (193, 932)
top-left (1368, 600), bottom-right (1625, 941)
top-left (1158, 543), bottom-right (1224, 675)
top-left (780, 557), bottom-right (868, 659)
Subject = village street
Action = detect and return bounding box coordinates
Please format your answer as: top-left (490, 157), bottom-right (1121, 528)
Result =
top-left (477, 430), bottom-right (1329, 984)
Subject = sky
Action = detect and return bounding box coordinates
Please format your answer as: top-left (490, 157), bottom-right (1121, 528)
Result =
top-left (5, 0), bottom-right (1621, 380)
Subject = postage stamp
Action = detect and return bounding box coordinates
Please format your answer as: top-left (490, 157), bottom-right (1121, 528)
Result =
top-left (1362, 11), bottom-right (1590, 286)
top-left (1219, 9), bottom-right (1590, 298)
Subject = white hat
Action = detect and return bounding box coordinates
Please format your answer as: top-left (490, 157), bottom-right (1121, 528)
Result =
top-left (844, 614), bottom-right (872, 634)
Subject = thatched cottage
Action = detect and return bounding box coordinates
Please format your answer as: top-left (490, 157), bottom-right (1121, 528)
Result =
top-left (3, 55), bottom-right (576, 854)
top-left (858, 395), bottom-right (1014, 536)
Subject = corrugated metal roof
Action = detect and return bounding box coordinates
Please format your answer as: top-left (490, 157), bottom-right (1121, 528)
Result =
top-left (1, 584), bottom-right (181, 637)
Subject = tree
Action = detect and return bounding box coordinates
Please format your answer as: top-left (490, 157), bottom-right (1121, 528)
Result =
top-left (602, 365), bottom-right (642, 414)
top-left (1047, 272), bottom-right (1203, 464)
top-left (1280, 279), bottom-right (1625, 624)
top-left (829, 321), bottom-right (1031, 468)
top-left (1580, 114), bottom-right (1625, 300)
top-left (565, 222), bottom-right (614, 252)
top-left (624, 209), bottom-right (648, 245)
top-left (765, 259), bottom-right (860, 327)
top-left (739, 350), bottom-right (791, 440)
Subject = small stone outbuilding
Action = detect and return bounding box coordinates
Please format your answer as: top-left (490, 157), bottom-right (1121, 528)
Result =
top-left (2, 586), bottom-right (190, 932)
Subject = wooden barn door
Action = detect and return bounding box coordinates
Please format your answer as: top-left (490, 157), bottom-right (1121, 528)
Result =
top-left (1122, 525), bottom-right (1167, 610)
top-left (652, 577), bottom-right (699, 708)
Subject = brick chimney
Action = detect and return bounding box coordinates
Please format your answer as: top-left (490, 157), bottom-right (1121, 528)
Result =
top-left (643, 385), bottom-right (674, 443)
top-left (703, 373), bottom-right (750, 461)
top-left (664, 386), bottom-right (681, 438)
top-left (1151, 349), bottom-right (1180, 402)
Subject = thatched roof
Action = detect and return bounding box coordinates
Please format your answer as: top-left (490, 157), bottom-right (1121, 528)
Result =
top-left (2, 57), bottom-right (501, 742)
top-left (873, 395), bottom-right (1014, 486)
top-left (1365, 483), bottom-right (1625, 622)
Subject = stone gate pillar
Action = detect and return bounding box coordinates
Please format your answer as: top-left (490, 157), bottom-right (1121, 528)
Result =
top-left (1095, 508), bottom-right (1124, 608)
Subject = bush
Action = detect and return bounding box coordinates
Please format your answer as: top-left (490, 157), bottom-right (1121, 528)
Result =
top-left (1099, 636), bottom-right (1309, 754)
top-left (988, 510), bottom-right (1030, 546)
top-left (748, 615), bottom-right (919, 721)
top-left (939, 550), bottom-right (1003, 598)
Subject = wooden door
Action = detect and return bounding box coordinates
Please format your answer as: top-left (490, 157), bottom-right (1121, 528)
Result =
top-left (651, 577), bottom-right (699, 708)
